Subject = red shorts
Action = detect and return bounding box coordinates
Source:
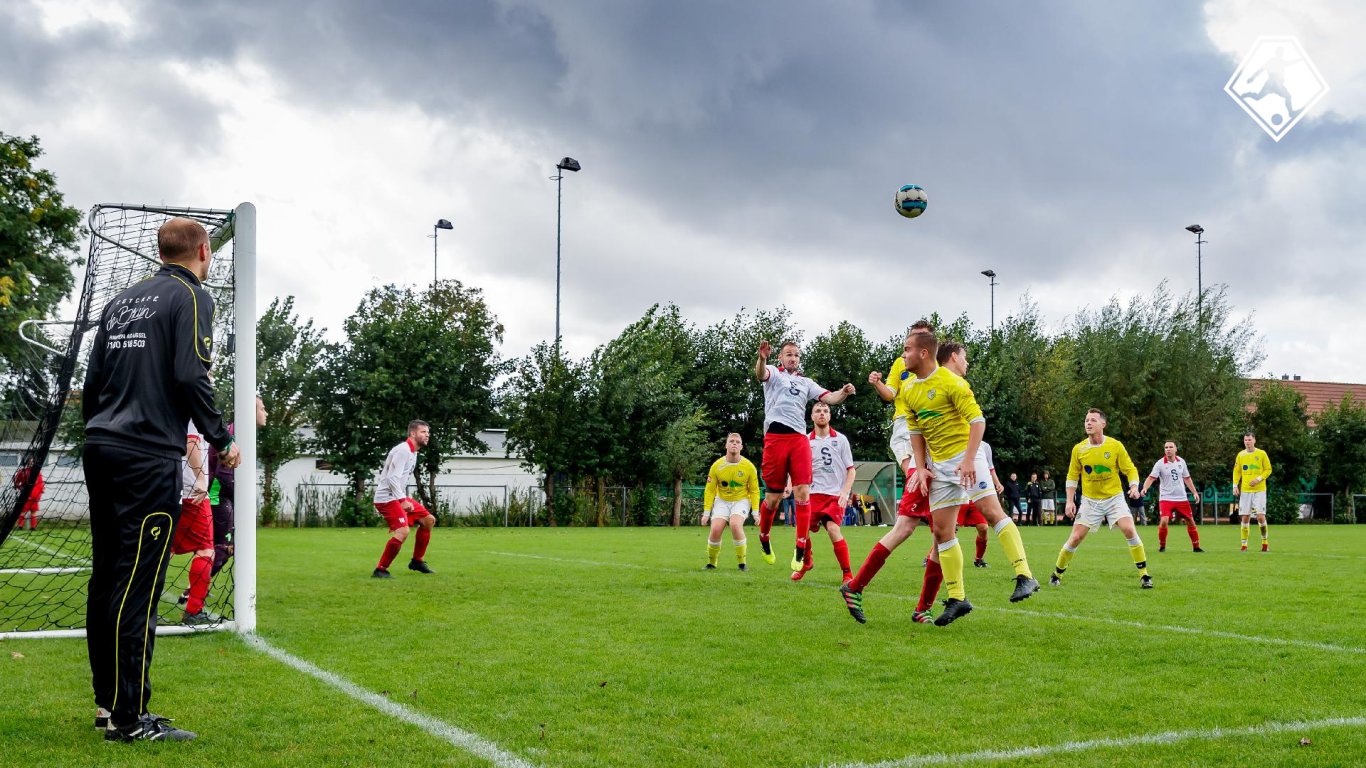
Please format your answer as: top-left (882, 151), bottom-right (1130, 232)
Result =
top-left (897, 484), bottom-right (931, 520)
top-left (761, 432), bottom-right (813, 491)
top-left (22, 502), bottom-right (39, 513)
top-left (958, 502), bottom-right (988, 527)
top-left (808, 493), bottom-right (844, 530)
top-left (1159, 500), bottom-right (1195, 521)
top-left (172, 499), bottom-right (213, 555)
top-left (375, 498), bottom-right (432, 532)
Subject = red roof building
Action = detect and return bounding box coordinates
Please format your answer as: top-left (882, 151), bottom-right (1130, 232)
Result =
top-left (1246, 377), bottom-right (1366, 426)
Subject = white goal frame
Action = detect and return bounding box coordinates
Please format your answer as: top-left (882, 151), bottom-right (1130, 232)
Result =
top-left (0, 202), bottom-right (256, 640)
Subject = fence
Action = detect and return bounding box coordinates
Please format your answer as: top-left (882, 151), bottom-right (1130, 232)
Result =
top-left (281, 482), bottom-right (545, 528)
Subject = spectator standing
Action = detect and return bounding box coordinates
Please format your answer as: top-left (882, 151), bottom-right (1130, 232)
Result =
top-left (1041, 471), bottom-right (1057, 525)
top-left (1003, 472), bottom-right (1022, 523)
top-left (1025, 473), bottom-right (1043, 526)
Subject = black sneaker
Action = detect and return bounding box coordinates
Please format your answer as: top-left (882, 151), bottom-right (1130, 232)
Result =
top-left (105, 714), bottom-right (195, 742)
top-left (95, 708), bottom-right (111, 731)
top-left (176, 590), bottom-right (189, 607)
top-left (759, 538), bottom-right (772, 556)
top-left (737, 563), bottom-right (748, 572)
top-left (408, 560), bottom-right (435, 574)
top-left (838, 582), bottom-right (866, 624)
top-left (703, 563), bottom-right (717, 570)
top-left (1140, 574), bottom-right (1154, 589)
top-left (1010, 575), bottom-right (1040, 603)
top-left (181, 611), bottom-right (214, 627)
top-left (1049, 573), bottom-right (1062, 586)
top-left (372, 567), bottom-right (393, 579)
top-left (973, 559), bottom-right (990, 568)
top-left (1193, 546), bottom-right (1204, 553)
top-left (933, 598), bottom-right (974, 626)
top-left (1159, 545), bottom-right (1166, 553)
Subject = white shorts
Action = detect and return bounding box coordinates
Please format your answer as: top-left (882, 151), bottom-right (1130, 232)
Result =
top-left (890, 416), bottom-right (912, 465)
top-left (708, 498), bottom-right (752, 520)
top-left (1041, 499), bottom-right (1056, 511)
top-left (1076, 494), bottom-right (1132, 531)
top-left (926, 444), bottom-right (995, 511)
top-left (1239, 490), bottom-right (1267, 516)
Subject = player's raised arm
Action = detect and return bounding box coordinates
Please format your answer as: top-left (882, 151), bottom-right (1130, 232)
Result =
top-left (755, 341), bottom-right (772, 382)
top-left (819, 382), bottom-right (856, 405)
top-left (868, 370), bottom-right (895, 402)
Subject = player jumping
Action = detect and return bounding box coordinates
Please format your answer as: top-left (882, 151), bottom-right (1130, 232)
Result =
top-left (754, 341), bottom-right (854, 573)
top-left (792, 402), bottom-right (856, 583)
top-left (840, 328), bottom-right (1038, 626)
top-left (701, 433), bottom-right (760, 571)
top-left (1141, 441), bottom-right (1203, 553)
top-left (1233, 432), bottom-right (1272, 552)
top-left (1051, 409), bottom-right (1153, 589)
top-left (372, 420), bottom-right (437, 578)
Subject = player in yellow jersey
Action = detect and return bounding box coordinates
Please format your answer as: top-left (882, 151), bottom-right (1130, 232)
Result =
top-left (1051, 409), bottom-right (1154, 589)
top-left (839, 325), bottom-right (1038, 627)
top-left (701, 433), bottom-right (761, 571)
top-left (1233, 432), bottom-right (1273, 552)
top-left (869, 354), bottom-right (914, 479)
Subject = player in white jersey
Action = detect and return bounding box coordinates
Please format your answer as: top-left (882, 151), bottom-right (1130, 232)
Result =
top-left (792, 402), bottom-right (858, 583)
top-left (754, 340), bottom-right (855, 573)
top-left (371, 420), bottom-right (436, 577)
top-left (172, 421), bottom-right (215, 624)
top-left (1140, 441), bottom-right (1203, 553)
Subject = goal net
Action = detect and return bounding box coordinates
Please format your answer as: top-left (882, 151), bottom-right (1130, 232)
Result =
top-left (0, 203), bottom-right (257, 639)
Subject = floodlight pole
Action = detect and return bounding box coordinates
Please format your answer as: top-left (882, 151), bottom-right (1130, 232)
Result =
top-left (432, 219), bottom-right (453, 286)
top-left (1186, 225), bottom-right (1207, 322)
top-left (981, 270), bottom-right (998, 333)
top-left (551, 158), bottom-right (581, 353)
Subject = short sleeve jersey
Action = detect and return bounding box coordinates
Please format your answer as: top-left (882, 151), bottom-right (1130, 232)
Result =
top-left (895, 366), bottom-right (984, 462)
top-left (1233, 449), bottom-right (1272, 492)
top-left (808, 429), bottom-right (855, 497)
top-left (181, 420), bottom-right (203, 500)
top-left (887, 356), bottom-right (912, 420)
top-left (703, 457), bottom-right (761, 511)
top-left (1067, 436), bottom-right (1139, 500)
top-left (1148, 456), bottom-right (1191, 502)
top-left (762, 365), bottom-right (827, 433)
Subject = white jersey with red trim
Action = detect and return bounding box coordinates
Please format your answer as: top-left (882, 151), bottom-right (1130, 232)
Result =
top-left (1149, 456), bottom-right (1191, 502)
top-left (375, 439), bottom-right (419, 504)
top-left (808, 428), bottom-right (854, 497)
top-left (762, 365), bottom-right (827, 433)
top-left (181, 420), bottom-right (204, 500)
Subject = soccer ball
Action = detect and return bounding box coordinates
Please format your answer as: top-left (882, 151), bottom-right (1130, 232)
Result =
top-left (895, 185), bottom-right (928, 219)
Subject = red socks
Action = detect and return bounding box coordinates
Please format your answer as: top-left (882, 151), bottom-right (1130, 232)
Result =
top-left (378, 537), bottom-right (404, 570)
top-left (832, 539), bottom-right (851, 575)
top-left (1187, 522), bottom-right (1200, 547)
top-left (413, 527), bottom-right (431, 561)
top-left (917, 558), bottom-right (943, 612)
top-left (758, 501), bottom-right (774, 541)
top-left (975, 534), bottom-right (987, 561)
top-left (186, 555), bottom-right (212, 614)
top-left (851, 542), bottom-right (890, 592)
top-left (793, 501), bottom-right (811, 549)
top-left (1159, 524), bottom-right (1168, 548)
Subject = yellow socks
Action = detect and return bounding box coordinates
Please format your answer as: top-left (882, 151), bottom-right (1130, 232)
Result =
top-left (1054, 544), bottom-right (1076, 577)
top-left (938, 539), bottom-right (966, 600)
top-left (1240, 523), bottom-right (1250, 547)
top-left (993, 519), bottom-right (1033, 579)
top-left (734, 538), bottom-right (747, 565)
top-left (1259, 524), bottom-right (1268, 544)
top-left (1127, 536), bottom-right (1149, 576)
top-left (707, 541), bottom-right (721, 566)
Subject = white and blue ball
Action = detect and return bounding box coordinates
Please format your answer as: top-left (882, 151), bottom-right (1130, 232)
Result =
top-left (895, 184), bottom-right (928, 219)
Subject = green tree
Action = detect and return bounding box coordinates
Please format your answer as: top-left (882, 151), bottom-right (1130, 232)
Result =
top-left (0, 133), bottom-right (84, 391)
top-left (657, 409), bottom-right (713, 526)
top-left (802, 321), bottom-right (882, 459)
top-left (502, 343), bottom-right (596, 525)
top-left (1245, 378), bottom-right (1318, 494)
top-left (1314, 394), bottom-right (1366, 515)
top-left (257, 297), bottom-right (326, 520)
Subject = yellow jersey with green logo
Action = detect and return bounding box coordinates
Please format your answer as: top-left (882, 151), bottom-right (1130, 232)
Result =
top-left (1067, 436), bottom-right (1139, 500)
top-left (887, 356), bottom-right (912, 420)
top-left (704, 456), bottom-right (761, 511)
top-left (1233, 449), bottom-right (1272, 493)
top-left (896, 366), bottom-right (984, 462)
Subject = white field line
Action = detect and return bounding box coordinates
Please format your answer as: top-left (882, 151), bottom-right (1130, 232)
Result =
top-left (482, 551), bottom-right (1366, 655)
top-left (8, 534), bottom-right (92, 564)
top-left (818, 716), bottom-right (1366, 768)
top-left (241, 633), bottom-right (539, 768)
top-left (0, 566), bottom-right (89, 575)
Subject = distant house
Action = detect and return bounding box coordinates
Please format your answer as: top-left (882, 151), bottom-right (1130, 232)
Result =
top-left (1246, 376), bottom-right (1366, 427)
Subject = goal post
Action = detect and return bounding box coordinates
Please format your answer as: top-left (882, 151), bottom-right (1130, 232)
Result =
top-left (0, 202), bottom-right (256, 640)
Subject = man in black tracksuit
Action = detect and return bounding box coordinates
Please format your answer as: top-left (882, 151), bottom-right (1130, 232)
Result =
top-left (82, 217), bottom-right (240, 742)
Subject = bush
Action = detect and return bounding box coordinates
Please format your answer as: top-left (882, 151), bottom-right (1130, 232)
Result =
top-left (1265, 489), bottom-right (1300, 525)
top-left (629, 486), bottom-right (664, 526)
top-left (259, 475), bottom-right (283, 527)
top-left (336, 490), bottom-right (380, 528)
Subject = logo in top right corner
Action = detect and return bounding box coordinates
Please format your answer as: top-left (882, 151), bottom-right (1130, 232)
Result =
top-left (1225, 36), bottom-right (1329, 142)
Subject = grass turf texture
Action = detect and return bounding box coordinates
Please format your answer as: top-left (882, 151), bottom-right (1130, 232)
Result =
top-left (2, 525), bottom-right (1364, 767)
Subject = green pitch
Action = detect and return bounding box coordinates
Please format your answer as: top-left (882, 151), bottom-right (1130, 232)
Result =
top-left (2, 525), bottom-right (1364, 767)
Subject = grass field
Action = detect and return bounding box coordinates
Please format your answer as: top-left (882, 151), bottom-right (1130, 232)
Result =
top-left (2, 523), bottom-right (1365, 767)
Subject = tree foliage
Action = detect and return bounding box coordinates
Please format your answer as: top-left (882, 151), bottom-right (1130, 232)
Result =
top-left (257, 297), bottom-right (326, 518)
top-left (1314, 394), bottom-right (1366, 498)
top-left (1246, 379), bottom-right (1318, 490)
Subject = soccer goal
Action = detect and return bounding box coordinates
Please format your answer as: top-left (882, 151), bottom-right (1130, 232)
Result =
top-left (0, 203), bottom-right (256, 640)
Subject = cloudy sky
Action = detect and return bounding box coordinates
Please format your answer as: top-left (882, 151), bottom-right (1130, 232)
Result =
top-left (3, 0), bottom-right (1364, 382)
